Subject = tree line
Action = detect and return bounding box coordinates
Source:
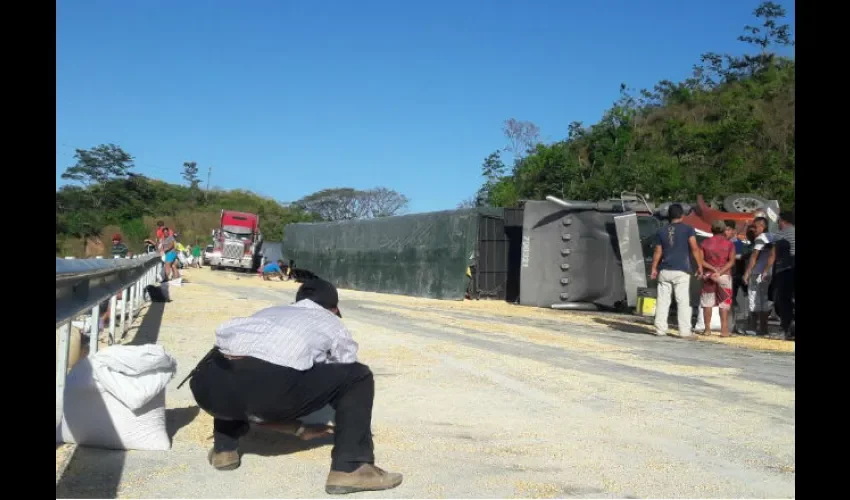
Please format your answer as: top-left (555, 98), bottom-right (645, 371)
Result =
top-left (467, 2), bottom-right (795, 211)
top-left (56, 147), bottom-right (409, 256)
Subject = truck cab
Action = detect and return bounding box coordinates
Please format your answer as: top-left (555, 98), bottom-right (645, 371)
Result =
top-left (209, 210), bottom-right (263, 271)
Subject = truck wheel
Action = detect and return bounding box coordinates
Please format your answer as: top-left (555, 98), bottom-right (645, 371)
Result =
top-left (723, 193), bottom-right (768, 214)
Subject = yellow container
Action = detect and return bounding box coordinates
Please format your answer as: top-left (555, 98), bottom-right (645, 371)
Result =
top-left (636, 287), bottom-right (657, 317)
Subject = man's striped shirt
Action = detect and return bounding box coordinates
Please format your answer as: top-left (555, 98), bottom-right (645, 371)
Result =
top-left (215, 299), bottom-right (358, 370)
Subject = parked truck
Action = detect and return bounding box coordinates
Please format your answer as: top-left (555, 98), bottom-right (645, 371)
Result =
top-left (208, 210), bottom-right (263, 272)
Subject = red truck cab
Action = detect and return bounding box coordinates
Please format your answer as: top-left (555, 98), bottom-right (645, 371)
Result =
top-left (209, 210), bottom-right (263, 271)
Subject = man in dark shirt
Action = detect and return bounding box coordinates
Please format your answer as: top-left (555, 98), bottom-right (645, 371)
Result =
top-left (650, 204), bottom-right (704, 338)
top-left (770, 211), bottom-right (795, 339)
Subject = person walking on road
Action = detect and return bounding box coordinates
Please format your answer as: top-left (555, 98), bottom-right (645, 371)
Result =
top-left (187, 278), bottom-right (403, 495)
top-left (650, 204), bottom-right (704, 338)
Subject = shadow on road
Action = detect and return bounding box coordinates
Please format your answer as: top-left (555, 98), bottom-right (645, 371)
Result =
top-left (128, 301), bottom-right (166, 345)
top-left (593, 317), bottom-right (656, 336)
top-left (240, 427), bottom-right (333, 457)
top-left (166, 405), bottom-right (201, 441)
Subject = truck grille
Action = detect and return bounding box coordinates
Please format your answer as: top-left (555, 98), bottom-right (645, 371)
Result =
top-left (223, 241), bottom-right (245, 260)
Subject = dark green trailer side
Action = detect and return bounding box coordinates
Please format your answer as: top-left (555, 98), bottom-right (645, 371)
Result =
top-left (282, 207), bottom-right (504, 300)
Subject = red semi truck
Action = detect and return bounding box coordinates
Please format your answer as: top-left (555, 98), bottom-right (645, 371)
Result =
top-left (209, 210), bottom-right (263, 271)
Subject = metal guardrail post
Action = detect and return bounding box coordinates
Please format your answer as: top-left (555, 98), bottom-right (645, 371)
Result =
top-left (56, 322), bottom-right (72, 427)
top-left (89, 303), bottom-right (100, 355)
top-left (120, 288), bottom-right (128, 337)
top-left (108, 294), bottom-right (117, 345)
top-left (128, 283), bottom-right (135, 331)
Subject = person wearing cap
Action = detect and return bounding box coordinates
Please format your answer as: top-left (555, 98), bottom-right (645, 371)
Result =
top-left (187, 278), bottom-right (403, 495)
top-left (698, 220), bottom-right (737, 337)
top-left (110, 233), bottom-right (129, 259)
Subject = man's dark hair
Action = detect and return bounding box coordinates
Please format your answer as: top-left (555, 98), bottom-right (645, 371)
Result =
top-left (753, 217), bottom-right (768, 227)
top-left (163, 227), bottom-right (170, 233)
top-left (724, 220), bottom-right (736, 229)
top-left (157, 220), bottom-right (164, 227)
top-left (296, 278), bottom-right (341, 317)
top-left (779, 211), bottom-right (794, 225)
top-left (277, 259), bottom-right (284, 265)
top-left (668, 203), bottom-right (685, 221)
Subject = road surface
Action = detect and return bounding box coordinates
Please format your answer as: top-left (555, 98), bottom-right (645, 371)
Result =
top-left (57, 268), bottom-right (795, 498)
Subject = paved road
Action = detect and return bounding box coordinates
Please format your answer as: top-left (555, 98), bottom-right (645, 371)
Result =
top-left (57, 269), bottom-right (795, 498)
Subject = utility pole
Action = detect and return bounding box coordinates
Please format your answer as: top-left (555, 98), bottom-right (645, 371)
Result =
top-left (205, 166), bottom-right (212, 201)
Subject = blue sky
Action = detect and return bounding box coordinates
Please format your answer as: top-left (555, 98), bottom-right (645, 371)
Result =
top-left (56, 0), bottom-right (794, 213)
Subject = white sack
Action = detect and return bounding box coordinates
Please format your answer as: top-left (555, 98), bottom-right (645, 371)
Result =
top-left (89, 344), bottom-right (177, 411)
top-left (56, 352), bottom-right (173, 451)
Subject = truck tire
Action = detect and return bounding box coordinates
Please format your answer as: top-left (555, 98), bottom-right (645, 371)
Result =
top-left (723, 193), bottom-right (768, 214)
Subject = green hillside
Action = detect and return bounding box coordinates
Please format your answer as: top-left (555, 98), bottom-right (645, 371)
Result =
top-left (56, 175), bottom-right (317, 257)
top-left (475, 2), bottom-right (794, 211)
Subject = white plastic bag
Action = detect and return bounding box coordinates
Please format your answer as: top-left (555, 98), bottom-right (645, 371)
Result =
top-left (56, 345), bottom-right (177, 451)
top-left (694, 307), bottom-right (722, 331)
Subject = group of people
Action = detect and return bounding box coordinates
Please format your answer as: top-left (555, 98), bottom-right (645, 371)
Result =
top-left (650, 204), bottom-right (795, 340)
top-left (142, 221), bottom-right (207, 281)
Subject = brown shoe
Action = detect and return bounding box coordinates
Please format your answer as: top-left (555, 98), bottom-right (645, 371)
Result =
top-left (208, 448), bottom-right (240, 471)
top-left (325, 464), bottom-right (403, 494)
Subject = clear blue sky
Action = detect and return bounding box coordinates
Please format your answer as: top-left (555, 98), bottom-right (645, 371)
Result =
top-left (56, 0), bottom-right (794, 213)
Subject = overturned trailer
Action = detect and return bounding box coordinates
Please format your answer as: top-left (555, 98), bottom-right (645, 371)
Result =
top-left (281, 207), bottom-right (523, 301)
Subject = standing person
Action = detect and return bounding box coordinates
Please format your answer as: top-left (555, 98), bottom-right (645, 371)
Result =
top-left (650, 204), bottom-right (704, 338)
top-left (191, 243), bottom-right (203, 268)
top-left (699, 221), bottom-right (737, 337)
top-left (155, 221), bottom-right (166, 250)
top-left (771, 211), bottom-right (795, 339)
top-left (743, 217), bottom-right (774, 335)
top-left (161, 227), bottom-right (181, 281)
top-left (187, 279), bottom-right (403, 494)
top-left (111, 233), bottom-right (129, 258)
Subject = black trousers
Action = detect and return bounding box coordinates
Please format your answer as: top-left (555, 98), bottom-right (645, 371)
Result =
top-left (189, 351), bottom-right (375, 472)
top-left (773, 268), bottom-right (795, 331)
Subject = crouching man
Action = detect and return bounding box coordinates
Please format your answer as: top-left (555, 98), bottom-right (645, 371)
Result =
top-left (188, 278), bottom-right (403, 495)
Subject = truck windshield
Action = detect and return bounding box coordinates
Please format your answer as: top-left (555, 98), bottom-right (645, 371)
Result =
top-left (223, 230), bottom-right (251, 241)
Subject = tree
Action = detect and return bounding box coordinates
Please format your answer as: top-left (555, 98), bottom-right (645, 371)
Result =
top-left (61, 144), bottom-right (135, 187)
top-left (502, 118), bottom-right (541, 160)
top-left (366, 187), bottom-right (409, 218)
top-left (182, 161), bottom-right (200, 189)
top-left (294, 187), bottom-right (409, 221)
top-left (457, 197), bottom-right (478, 209)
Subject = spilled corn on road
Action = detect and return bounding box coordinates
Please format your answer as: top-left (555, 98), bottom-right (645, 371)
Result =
top-left (57, 267), bottom-right (795, 498)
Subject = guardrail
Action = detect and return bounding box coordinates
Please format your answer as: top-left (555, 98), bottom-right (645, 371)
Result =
top-left (56, 253), bottom-right (163, 426)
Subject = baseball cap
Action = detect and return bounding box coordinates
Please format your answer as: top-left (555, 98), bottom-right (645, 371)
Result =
top-left (296, 278), bottom-right (341, 317)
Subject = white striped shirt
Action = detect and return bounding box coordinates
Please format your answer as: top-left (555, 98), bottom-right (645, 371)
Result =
top-left (215, 299), bottom-right (358, 370)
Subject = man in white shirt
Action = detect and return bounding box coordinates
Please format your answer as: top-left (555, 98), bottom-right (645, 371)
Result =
top-left (188, 278), bottom-right (403, 495)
